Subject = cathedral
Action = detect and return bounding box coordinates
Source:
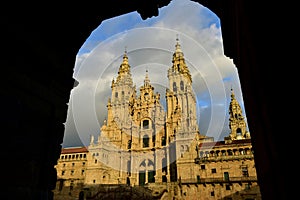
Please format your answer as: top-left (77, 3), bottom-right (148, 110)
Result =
top-left (53, 39), bottom-right (261, 200)
top-left (87, 38), bottom-right (212, 186)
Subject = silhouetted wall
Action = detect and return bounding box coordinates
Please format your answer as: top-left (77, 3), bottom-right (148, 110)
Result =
top-left (1, 1), bottom-right (291, 199)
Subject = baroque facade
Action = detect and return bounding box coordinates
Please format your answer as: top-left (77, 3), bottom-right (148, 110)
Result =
top-left (53, 39), bottom-right (261, 200)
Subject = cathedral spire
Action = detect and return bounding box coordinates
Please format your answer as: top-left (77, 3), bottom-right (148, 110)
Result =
top-left (171, 36), bottom-right (192, 83)
top-left (227, 88), bottom-right (250, 141)
top-left (117, 48), bottom-right (130, 76)
top-left (175, 35), bottom-right (183, 54)
top-left (144, 69), bottom-right (150, 87)
top-left (123, 48), bottom-right (128, 64)
top-left (113, 47), bottom-right (133, 86)
top-left (109, 47), bottom-right (134, 120)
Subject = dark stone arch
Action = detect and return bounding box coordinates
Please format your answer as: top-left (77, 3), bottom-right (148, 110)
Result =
top-left (2, 1), bottom-right (291, 199)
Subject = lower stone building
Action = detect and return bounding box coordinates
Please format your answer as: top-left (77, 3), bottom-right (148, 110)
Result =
top-left (53, 135), bottom-right (260, 200)
top-left (53, 146), bottom-right (89, 200)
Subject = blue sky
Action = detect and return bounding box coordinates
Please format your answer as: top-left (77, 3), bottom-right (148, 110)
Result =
top-left (77, 0), bottom-right (220, 56)
top-left (63, 0), bottom-right (247, 147)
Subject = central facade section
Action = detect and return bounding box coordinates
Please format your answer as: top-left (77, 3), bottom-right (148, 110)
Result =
top-left (87, 39), bottom-right (210, 186)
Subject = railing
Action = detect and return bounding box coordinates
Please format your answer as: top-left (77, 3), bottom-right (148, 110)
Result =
top-left (195, 154), bottom-right (253, 163)
top-left (180, 176), bottom-right (257, 184)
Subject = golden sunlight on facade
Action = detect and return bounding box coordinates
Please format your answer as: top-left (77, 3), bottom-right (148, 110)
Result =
top-left (53, 39), bottom-right (261, 200)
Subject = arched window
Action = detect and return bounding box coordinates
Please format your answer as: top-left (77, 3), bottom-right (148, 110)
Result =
top-left (127, 160), bottom-right (131, 173)
top-left (173, 82), bottom-right (177, 92)
top-left (180, 81), bottom-right (184, 91)
top-left (162, 158), bottom-right (167, 173)
top-left (152, 135), bottom-right (156, 147)
top-left (143, 134), bottom-right (149, 148)
top-left (144, 92), bottom-right (149, 101)
top-left (161, 136), bottom-right (166, 146)
top-left (237, 128), bottom-right (242, 135)
top-left (143, 119), bottom-right (149, 129)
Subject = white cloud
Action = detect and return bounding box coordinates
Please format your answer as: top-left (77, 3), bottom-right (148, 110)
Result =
top-left (63, 0), bottom-right (247, 147)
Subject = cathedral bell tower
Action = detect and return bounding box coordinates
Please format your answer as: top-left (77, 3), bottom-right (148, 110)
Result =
top-left (165, 37), bottom-right (201, 182)
top-left (166, 38), bottom-right (199, 139)
top-left (225, 88), bottom-right (250, 142)
top-left (107, 50), bottom-right (135, 127)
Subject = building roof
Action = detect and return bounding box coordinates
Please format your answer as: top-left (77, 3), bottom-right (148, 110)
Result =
top-left (61, 146), bottom-right (88, 154)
